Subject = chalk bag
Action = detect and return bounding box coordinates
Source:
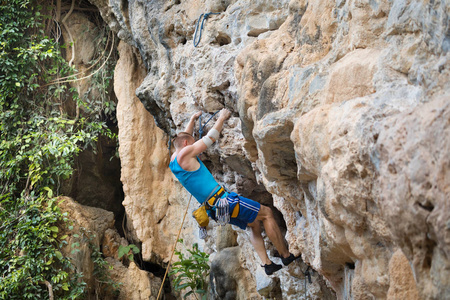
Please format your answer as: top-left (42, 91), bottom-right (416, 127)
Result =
top-left (216, 197), bottom-right (230, 226)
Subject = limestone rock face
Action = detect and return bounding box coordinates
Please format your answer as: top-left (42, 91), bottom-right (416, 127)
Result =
top-left (387, 249), bottom-right (420, 300)
top-left (376, 95), bottom-right (450, 298)
top-left (209, 247), bottom-right (260, 300)
top-left (91, 0), bottom-right (449, 298)
top-left (60, 12), bottom-right (100, 116)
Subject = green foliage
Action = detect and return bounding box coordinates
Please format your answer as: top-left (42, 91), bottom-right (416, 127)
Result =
top-left (169, 239), bottom-right (210, 300)
top-left (118, 244), bottom-right (140, 262)
top-left (0, 196), bottom-right (86, 299)
top-left (0, 0), bottom-right (118, 298)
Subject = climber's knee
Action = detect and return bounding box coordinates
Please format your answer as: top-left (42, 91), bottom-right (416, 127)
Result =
top-left (256, 205), bottom-right (274, 221)
top-left (248, 220), bottom-right (262, 233)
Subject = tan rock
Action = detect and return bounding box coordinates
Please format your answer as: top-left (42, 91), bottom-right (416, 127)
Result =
top-left (106, 259), bottom-right (162, 300)
top-left (58, 197), bottom-right (115, 296)
top-left (59, 197), bottom-right (161, 299)
top-left (323, 49), bottom-right (380, 104)
top-left (387, 249), bottom-right (420, 300)
top-left (376, 94), bottom-right (450, 299)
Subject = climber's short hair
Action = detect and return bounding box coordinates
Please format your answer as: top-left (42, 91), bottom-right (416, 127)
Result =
top-left (172, 132), bottom-right (195, 149)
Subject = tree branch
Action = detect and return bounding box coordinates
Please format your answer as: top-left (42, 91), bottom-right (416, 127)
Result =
top-left (56, 0), bottom-right (61, 22)
top-left (40, 281), bottom-right (54, 300)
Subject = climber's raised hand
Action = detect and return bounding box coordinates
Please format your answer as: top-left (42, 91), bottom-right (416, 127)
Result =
top-left (218, 108), bottom-right (231, 120)
top-left (185, 111), bottom-right (202, 135)
top-left (192, 111), bottom-right (202, 119)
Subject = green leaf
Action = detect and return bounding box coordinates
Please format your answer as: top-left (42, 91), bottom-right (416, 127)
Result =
top-left (55, 251), bottom-right (63, 260)
top-left (178, 283), bottom-right (191, 290)
top-left (130, 244), bottom-right (140, 254)
top-left (42, 186), bottom-right (53, 198)
top-left (49, 226), bottom-right (58, 232)
top-left (118, 245), bottom-right (130, 259)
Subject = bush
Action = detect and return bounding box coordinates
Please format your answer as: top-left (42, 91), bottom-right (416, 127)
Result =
top-left (169, 240), bottom-right (210, 300)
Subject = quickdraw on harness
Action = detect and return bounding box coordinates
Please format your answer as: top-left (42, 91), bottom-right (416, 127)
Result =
top-left (193, 12), bottom-right (220, 47)
top-left (216, 196), bottom-right (230, 225)
top-left (208, 188), bottom-right (240, 226)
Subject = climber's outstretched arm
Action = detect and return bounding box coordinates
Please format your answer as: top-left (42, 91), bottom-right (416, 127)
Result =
top-left (180, 109), bottom-right (231, 159)
top-left (210, 109), bottom-right (231, 134)
top-left (184, 111), bottom-right (202, 135)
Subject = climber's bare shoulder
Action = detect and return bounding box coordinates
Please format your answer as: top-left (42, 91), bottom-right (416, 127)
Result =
top-left (175, 141), bottom-right (206, 171)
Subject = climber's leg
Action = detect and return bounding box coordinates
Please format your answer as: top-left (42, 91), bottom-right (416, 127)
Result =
top-left (254, 205), bottom-right (290, 259)
top-left (248, 220), bottom-right (271, 265)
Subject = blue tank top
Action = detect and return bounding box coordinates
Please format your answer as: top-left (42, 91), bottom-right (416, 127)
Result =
top-left (169, 156), bottom-right (220, 204)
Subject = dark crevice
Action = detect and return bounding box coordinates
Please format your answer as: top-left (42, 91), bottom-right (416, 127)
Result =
top-left (214, 32), bottom-right (231, 46)
top-left (125, 242), bottom-right (175, 296)
top-left (132, 252), bottom-right (176, 299)
top-left (416, 201), bottom-right (434, 212)
top-left (64, 125), bottom-right (125, 236)
top-left (346, 262), bottom-right (355, 270)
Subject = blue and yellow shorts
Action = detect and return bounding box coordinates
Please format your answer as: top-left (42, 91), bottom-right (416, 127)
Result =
top-left (226, 192), bottom-right (260, 229)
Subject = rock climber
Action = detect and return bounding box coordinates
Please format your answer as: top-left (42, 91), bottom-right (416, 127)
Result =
top-left (169, 108), bottom-right (300, 275)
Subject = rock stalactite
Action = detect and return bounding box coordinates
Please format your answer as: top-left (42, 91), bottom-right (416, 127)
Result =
top-left (82, 0), bottom-right (448, 299)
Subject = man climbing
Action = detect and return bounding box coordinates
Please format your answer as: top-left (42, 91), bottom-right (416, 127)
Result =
top-left (169, 108), bottom-right (300, 275)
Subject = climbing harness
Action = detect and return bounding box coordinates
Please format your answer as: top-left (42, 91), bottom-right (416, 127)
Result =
top-left (198, 110), bottom-right (220, 138)
top-left (156, 194), bottom-right (193, 300)
top-left (193, 12), bottom-right (220, 47)
top-left (203, 185), bottom-right (231, 226)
